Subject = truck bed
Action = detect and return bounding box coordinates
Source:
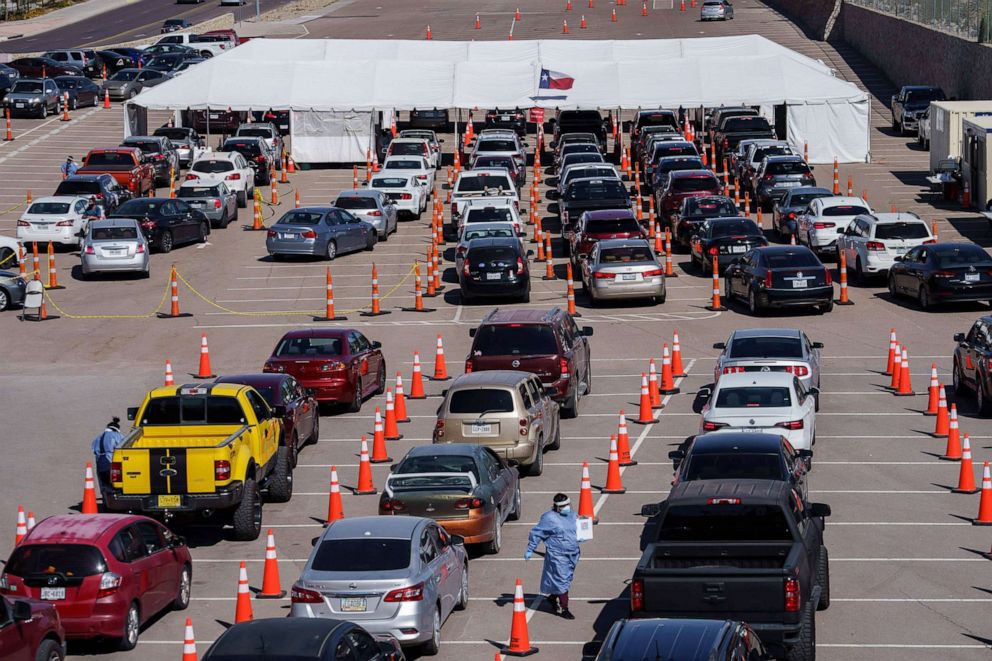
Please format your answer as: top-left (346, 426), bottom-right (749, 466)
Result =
top-left (123, 425), bottom-right (246, 448)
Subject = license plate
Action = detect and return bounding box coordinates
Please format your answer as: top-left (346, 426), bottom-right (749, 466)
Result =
top-left (792, 279), bottom-right (808, 288)
top-left (618, 273), bottom-right (637, 281)
top-left (107, 249), bottom-right (125, 256)
top-left (741, 427), bottom-right (762, 433)
top-left (501, 115), bottom-right (513, 121)
top-left (965, 273), bottom-right (979, 282)
top-left (157, 495), bottom-right (181, 508)
top-left (471, 423), bottom-right (493, 434)
top-left (209, 113), bottom-right (221, 119)
top-left (189, 201), bottom-right (204, 206)
top-left (15, 102), bottom-right (25, 108)
top-left (731, 245), bottom-right (746, 253)
top-left (40, 587), bottom-right (65, 600)
top-left (781, 181), bottom-right (800, 187)
top-left (340, 597), bottom-right (366, 612)
top-left (279, 233), bottom-right (294, 240)
top-left (485, 272), bottom-right (502, 280)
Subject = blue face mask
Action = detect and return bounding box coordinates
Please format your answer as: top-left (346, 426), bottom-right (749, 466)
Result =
top-left (558, 505), bottom-right (571, 514)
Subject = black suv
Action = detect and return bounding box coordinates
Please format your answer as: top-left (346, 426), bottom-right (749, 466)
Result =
top-left (552, 110), bottom-right (608, 152)
top-left (54, 174), bottom-right (130, 212)
top-left (120, 135), bottom-right (180, 186)
top-left (221, 137), bottom-right (273, 185)
top-left (466, 307), bottom-right (593, 418)
top-left (953, 316), bottom-right (992, 415)
top-left (485, 108), bottom-right (527, 136)
top-left (459, 237), bottom-right (531, 304)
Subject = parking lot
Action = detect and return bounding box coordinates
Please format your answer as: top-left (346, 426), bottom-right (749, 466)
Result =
top-left (1, 0), bottom-right (991, 659)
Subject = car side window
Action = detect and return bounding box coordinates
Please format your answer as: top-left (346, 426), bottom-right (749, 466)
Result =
top-left (335, 639), bottom-right (358, 661)
top-left (519, 384), bottom-right (533, 409)
top-left (120, 527), bottom-right (148, 561)
top-left (480, 450), bottom-right (501, 480)
top-left (280, 379), bottom-right (294, 404)
top-left (324, 210), bottom-right (341, 226)
top-left (420, 530), bottom-right (438, 565)
top-left (246, 390), bottom-right (270, 421)
top-left (174, 200), bottom-right (190, 214)
top-left (344, 630), bottom-right (381, 661)
top-left (354, 333), bottom-right (371, 352)
top-left (975, 322), bottom-right (991, 349)
top-left (107, 533), bottom-right (129, 562)
top-left (428, 524), bottom-right (447, 551)
top-left (135, 522), bottom-right (166, 554)
top-left (526, 378), bottom-right (543, 404)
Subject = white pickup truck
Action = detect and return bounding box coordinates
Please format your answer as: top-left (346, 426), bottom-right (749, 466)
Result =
top-left (153, 33), bottom-right (236, 58)
top-left (447, 169), bottom-right (519, 239)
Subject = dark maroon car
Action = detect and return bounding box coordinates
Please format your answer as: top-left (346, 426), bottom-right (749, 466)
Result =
top-left (214, 373), bottom-right (319, 465)
top-left (0, 594), bottom-right (65, 661)
top-left (568, 209), bottom-right (646, 265)
top-left (263, 329), bottom-right (385, 412)
top-left (656, 169), bottom-right (722, 219)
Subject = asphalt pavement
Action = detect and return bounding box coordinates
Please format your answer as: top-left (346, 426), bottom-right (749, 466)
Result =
top-left (0, 0), bottom-right (989, 659)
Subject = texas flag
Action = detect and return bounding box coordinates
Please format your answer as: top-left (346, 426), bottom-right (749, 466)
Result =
top-left (539, 68), bottom-right (575, 90)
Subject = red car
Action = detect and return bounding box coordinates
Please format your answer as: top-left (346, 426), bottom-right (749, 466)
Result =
top-left (0, 594), bottom-right (65, 661)
top-left (0, 514), bottom-right (191, 651)
top-left (263, 329), bottom-right (385, 412)
top-left (568, 209), bottom-right (645, 265)
top-left (655, 169), bottom-right (722, 219)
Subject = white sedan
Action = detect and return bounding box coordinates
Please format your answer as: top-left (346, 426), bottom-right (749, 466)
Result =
top-left (0, 235), bottom-right (22, 269)
top-left (381, 156), bottom-right (436, 196)
top-left (369, 173), bottom-right (426, 219)
top-left (185, 152), bottom-right (255, 208)
top-left (699, 372), bottom-right (817, 453)
top-left (796, 196), bottom-right (871, 257)
top-left (17, 196), bottom-right (92, 247)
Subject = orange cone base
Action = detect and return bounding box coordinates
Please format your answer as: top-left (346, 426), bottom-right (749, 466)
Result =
top-left (893, 390), bottom-right (915, 397)
top-left (601, 485), bottom-right (627, 494)
top-left (369, 455), bottom-right (392, 464)
top-left (400, 305), bottom-right (436, 312)
top-left (256, 589), bottom-right (286, 599)
top-left (193, 372), bottom-right (217, 379)
top-left (503, 647), bottom-right (539, 657)
top-left (659, 386), bottom-right (680, 395)
top-left (360, 310), bottom-right (392, 317)
top-left (353, 486), bottom-right (378, 495)
top-left (706, 303), bottom-right (727, 311)
top-left (938, 454), bottom-right (962, 462)
top-left (21, 312), bottom-right (59, 322)
top-left (974, 519), bottom-right (992, 526)
top-left (834, 298), bottom-right (854, 306)
top-left (951, 485), bottom-right (980, 494)
top-left (157, 312), bottom-right (193, 319)
top-left (313, 314), bottom-right (348, 321)
top-left (630, 415), bottom-right (659, 425)
top-left (431, 376), bottom-right (452, 382)
top-left (45, 284), bottom-right (65, 291)
top-left (386, 433), bottom-right (403, 441)
top-left (619, 458), bottom-right (638, 467)
top-left (931, 432), bottom-right (949, 439)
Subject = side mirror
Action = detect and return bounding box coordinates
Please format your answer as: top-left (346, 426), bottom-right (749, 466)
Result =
top-left (548, 190), bottom-right (559, 200)
top-left (389, 463), bottom-right (398, 472)
top-left (311, 536), bottom-right (321, 546)
top-left (640, 503), bottom-right (661, 517)
top-left (811, 341), bottom-right (824, 349)
top-left (582, 326), bottom-right (594, 336)
top-left (953, 333), bottom-right (966, 343)
top-left (271, 405), bottom-right (287, 418)
top-left (809, 502), bottom-right (831, 518)
top-left (169, 535), bottom-right (187, 548)
top-left (796, 449), bottom-right (813, 459)
top-left (506, 459), bottom-right (520, 468)
top-left (372, 340), bottom-right (382, 349)
top-left (468, 328), bottom-right (477, 337)
top-left (893, 255), bottom-right (902, 262)
top-left (438, 138), bottom-right (445, 143)
top-left (126, 407), bottom-right (138, 421)
top-left (450, 534), bottom-right (465, 546)
top-left (713, 342), bottom-right (726, 350)
top-left (526, 250), bottom-right (534, 257)
top-left (12, 600), bottom-right (32, 622)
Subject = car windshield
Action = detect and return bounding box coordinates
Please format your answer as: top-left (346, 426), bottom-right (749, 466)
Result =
top-left (475, 157), bottom-right (514, 170)
top-left (465, 207), bottom-right (515, 224)
top-left (477, 140), bottom-right (517, 152)
top-left (599, 246), bottom-right (654, 262)
top-left (390, 143), bottom-right (425, 155)
top-left (567, 180), bottom-right (627, 201)
top-left (472, 325), bottom-right (558, 356)
top-left (788, 192), bottom-right (831, 207)
top-left (123, 140), bottom-right (160, 154)
top-left (335, 197), bottom-right (377, 210)
top-left (585, 217), bottom-right (640, 234)
top-left (767, 161), bottom-right (810, 175)
top-left (397, 454), bottom-right (481, 481)
top-left (140, 395), bottom-right (246, 425)
top-left (564, 168), bottom-right (616, 186)
top-left (274, 336), bottom-right (342, 357)
top-left (684, 453), bottom-right (784, 480)
top-left (6, 544), bottom-right (108, 577)
top-left (154, 129), bottom-right (190, 141)
top-left (371, 177), bottom-right (408, 188)
top-left (563, 154), bottom-right (604, 167)
top-left (658, 505), bottom-right (792, 541)
top-left (312, 539), bottom-right (410, 571)
top-left (672, 177), bottom-right (718, 192)
top-left (465, 228), bottom-right (514, 240)
top-left (905, 89), bottom-right (944, 106)
top-left (385, 160), bottom-right (422, 170)
top-left (110, 70), bottom-right (139, 81)
top-left (91, 226), bottom-right (139, 240)
top-left (934, 246), bottom-right (992, 267)
top-left (449, 389), bottom-right (515, 414)
top-left (765, 250), bottom-right (821, 268)
top-left (822, 205), bottom-right (869, 217)
top-left (114, 200), bottom-right (157, 215)
top-left (275, 211), bottom-right (324, 226)
top-left (467, 246), bottom-right (518, 264)
top-left (688, 198), bottom-right (738, 217)
top-left (659, 158), bottom-right (703, 172)
top-left (722, 117), bottom-right (771, 132)
top-left (710, 220), bottom-right (762, 238)
top-left (753, 146), bottom-right (791, 162)
top-left (179, 186), bottom-right (221, 199)
top-left (86, 152), bottom-right (136, 167)
top-left (639, 112), bottom-right (677, 128)
top-left (716, 386), bottom-right (793, 408)
top-left (56, 182), bottom-right (98, 195)
top-left (562, 144), bottom-right (599, 155)
top-left (874, 222), bottom-right (929, 240)
top-left (12, 81), bottom-right (44, 93)
top-left (729, 337), bottom-right (804, 359)
top-left (192, 160), bottom-right (233, 173)
top-left (28, 202), bottom-right (71, 214)
top-left (237, 128), bottom-right (272, 138)
top-left (652, 144), bottom-right (696, 159)
top-left (54, 79), bottom-right (78, 90)
top-left (457, 174), bottom-right (513, 193)
top-left (224, 141), bottom-right (261, 156)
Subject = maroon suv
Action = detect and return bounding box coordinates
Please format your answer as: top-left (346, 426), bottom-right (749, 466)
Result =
top-left (466, 307), bottom-right (593, 418)
top-left (569, 209), bottom-right (646, 266)
top-left (656, 169), bottom-right (722, 219)
top-left (0, 594), bottom-right (65, 661)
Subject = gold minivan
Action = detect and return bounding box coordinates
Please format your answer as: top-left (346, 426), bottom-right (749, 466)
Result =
top-left (433, 370), bottom-right (561, 476)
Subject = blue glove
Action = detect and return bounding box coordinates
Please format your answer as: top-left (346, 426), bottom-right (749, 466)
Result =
top-left (524, 549), bottom-right (533, 561)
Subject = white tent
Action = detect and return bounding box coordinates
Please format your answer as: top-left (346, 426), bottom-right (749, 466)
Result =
top-left (129, 35), bottom-right (870, 163)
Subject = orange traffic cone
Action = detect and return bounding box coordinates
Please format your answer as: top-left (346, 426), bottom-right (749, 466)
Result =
top-left (648, 359), bottom-right (661, 408)
top-left (706, 255), bottom-right (726, 310)
top-left (394, 373), bottom-right (410, 422)
top-left (195, 333), bottom-right (216, 379)
top-left (884, 328), bottom-right (897, 375)
top-left (895, 347), bottom-right (913, 396)
top-left (924, 364), bottom-right (940, 415)
top-left (611, 7), bottom-right (617, 21)
top-left (635, 373), bottom-right (658, 424)
top-left (933, 385), bottom-right (949, 437)
top-left (26, 511), bottom-right (35, 532)
top-left (433, 335), bottom-right (450, 380)
top-left (181, 618), bottom-right (197, 661)
top-left (566, 263), bottom-right (579, 316)
top-left (371, 411), bottom-right (390, 463)
top-left (234, 561), bottom-right (253, 623)
top-left (578, 461), bottom-right (597, 523)
top-left (973, 462), bottom-right (992, 525)
top-left (475, 13), bottom-right (481, 28)
top-left (425, 24), bottom-right (432, 39)
top-left (363, 263), bottom-right (389, 317)
top-left (888, 346), bottom-right (902, 390)
top-left (952, 435), bottom-right (979, 494)
top-left (616, 411), bottom-right (635, 466)
top-left (15, 505), bottom-right (27, 544)
top-left (602, 436), bottom-right (626, 493)
top-left (384, 389), bottom-right (402, 440)
top-left (82, 462), bottom-right (98, 514)
top-left (165, 359), bottom-right (175, 386)
top-left (103, 89), bottom-right (110, 109)
top-left (580, 14), bottom-right (587, 27)
top-left (660, 343), bottom-right (679, 395)
top-left (566, 0), bottom-right (572, 8)
top-left (257, 529), bottom-right (285, 599)
top-left (563, 18), bottom-right (569, 33)
top-left (326, 466), bottom-right (344, 523)
top-left (409, 352), bottom-right (427, 399)
top-left (502, 579), bottom-right (538, 656)
top-left (315, 267), bottom-right (344, 321)
top-left (295, 190), bottom-right (301, 209)
top-left (940, 404), bottom-right (962, 461)
top-left (515, 6), bottom-right (522, 19)
top-left (355, 437), bottom-right (377, 495)
top-left (672, 329), bottom-right (686, 377)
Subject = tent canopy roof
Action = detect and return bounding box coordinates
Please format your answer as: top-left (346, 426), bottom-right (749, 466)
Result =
top-left (130, 35), bottom-right (868, 112)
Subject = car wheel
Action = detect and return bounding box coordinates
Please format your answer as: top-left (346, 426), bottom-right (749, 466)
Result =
top-left (231, 477), bottom-right (262, 541)
top-left (366, 232), bottom-right (376, 251)
top-left (374, 362), bottom-right (386, 395)
top-left (421, 606), bottom-right (441, 656)
top-left (817, 547), bottom-right (830, 610)
top-left (455, 564), bottom-right (469, 610)
top-left (977, 379), bottom-right (992, 416)
top-left (917, 285), bottom-right (930, 310)
top-left (325, 240), bottom-right (337, 261)
top-left (887, 273), bottom-right (898, 298)
top-left (266, 446), bottom-right (294, 503)
top-left (308, 413), bottom-right (320, 446)
top-left (521, 287), bottom-right (530, 304)
top-left (117, 602), bottom-right (140, 651)
top-left (128, 89), bottom-right (136, 99)
top-left (381, 227), bottom-right (388, 242)
top-left (198, 222), bottom-right (208, 243)
top-left (0, 288), bottom-right (9, 313)
top-left (173, 565), bottom-right (191, 610)
top-left (952, 360), bottom-right (967, 395)
top-left (854, 258), bottom-right (865, 286)
top-left (508, 482), bottom-right (522, 521)
top-left (561, 389), bottom-right (579, 419)
top-left (347, 377), bottom-right (363, 413)
top-left (92, 94), bottom-right (98, 107)
top-left (35, 639), bottom-right (64, 661)
top-left (159, 231), bottom-right (173, 254)
top-left (0, 247), bottom-right (15, 269)
top-left (820, 299), bottom-right (833, 314)
top-left (785, 601), bottom-right (815, 661)
top-left (484, 510), bottom-right (502, 554)
top-left (236, 189), bottom-right (246, 208)
top-left (546, 421), bottom-right (561, 450)
top-left (724, 277), bottom-right (735, 301)
top-left (524, 440), bottom-right (544, 476)
top-left (40, 105), bottom-right (47, 119)
top-left (748, 288), bottom-right (762, 315)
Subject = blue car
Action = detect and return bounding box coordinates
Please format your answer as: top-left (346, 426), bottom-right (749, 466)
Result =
top-left (265, 207), bottom-right (377, 260)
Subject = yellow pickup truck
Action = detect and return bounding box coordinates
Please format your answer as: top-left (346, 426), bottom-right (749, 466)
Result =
top-left (104, 383), bottom-right (292, 540)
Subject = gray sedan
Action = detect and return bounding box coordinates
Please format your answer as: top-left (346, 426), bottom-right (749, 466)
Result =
top-left (289, 516), bottom-right (468, 653)
top-left (334, 190), bottom-right (398, 240)
top-left (80, 218), bottom-right (151, 278)
top-left (177, 182), bottom-right (238, 229)
top-left (580, 239), bottom-right (667, 304)
top-left (713, 327), bottom-right (822, 391)
top-left (101, 68), bottom-right (169, 101)
top-left (266, 207), bottom-right (377, 260)
top-left (0, 270), bottom-right (27, 312)
top-left (701, 0), bottom-right (734, 19)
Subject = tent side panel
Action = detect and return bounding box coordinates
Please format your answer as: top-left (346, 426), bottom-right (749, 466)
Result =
top-left (291, 110), bottom-right (375, 164)
top-left (786, 99), bottom-right (869, 164)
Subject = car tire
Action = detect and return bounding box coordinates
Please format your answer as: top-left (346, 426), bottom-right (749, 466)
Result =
top-left (348, 378), bottom-right (363, 413)
top-left (917, 285), bottom-right (931, 310)
top-left (484, 510), bottom-right (502, 554)
top-left (0, 247), bottom-right (15, 269)
top-left (159, 231), bottom-right (173, 254)
top-left (820, 299), bottom-right (834, 314)
top-left (561, 390), bottom-right (579, 419)
top-left (421, 606), bottom-right (441, 656)
top-left (308, 414), bottom-right (320, 447)
top-left (786, 606), bottom-right (815, 661)
top-left (976, 378), bottom-right (992, 416)
top-left (887, 273), bottom-right (898, 298)
top-left (40, 105), bottom-right (47, 119)
top-left (381, 228), bottom-right (388, 242)
top-left (231, 477), bottom-right (262, 541)
top-left (508, 482), bottom-right (522, 521)
top-left (325, 240), bottom-right (337, 261)
top-left (128, 89), bottom-right (137, 99)
top-left (367, 232), bottom-right (377, 251)
top-left (375, 363), bottom-right (386, 395)
top-left (817, 547), bottom-right (831, 611)
top-left (546, 421), bottom-right (561, 450)
top-left (524, 441), bottom-right (544, 476)
top-left (117, 602), bottom-right (140, 651)
top-left (748, 288), bottom-right (762, 316)
top-left (35, 639), bottom-right (64, 661)
top-left (521, 288), bottom-right (530, 304)
top-left (236, 190), bottom-right (246, 208)
top-left (455, 564), bottom-right (469, 610)
top-left (854, 258), bottom-right (866, 286)
top-left (266, 446), bottom-right (294, 503)
top-left (198, 222), bottom-right (208, 243)
top-left (0, 288), bottom-right (9, 313)
top-left (173, 565), bottom-right (191, 610)
top-left (953, 360), bottom-right (967, 395)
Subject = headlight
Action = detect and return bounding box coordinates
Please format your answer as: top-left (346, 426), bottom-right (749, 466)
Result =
top-left (30, 97), bottom-right (41, 104)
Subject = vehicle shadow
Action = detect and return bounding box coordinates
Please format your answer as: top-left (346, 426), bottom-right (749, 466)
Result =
top-left (69, 264), bottom-right (147, 282)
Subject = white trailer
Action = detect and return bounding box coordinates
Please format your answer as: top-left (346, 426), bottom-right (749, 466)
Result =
top-left (929, 101), bottom-right (992, 174)
top-left (961, 116), bottom-right (992, 212)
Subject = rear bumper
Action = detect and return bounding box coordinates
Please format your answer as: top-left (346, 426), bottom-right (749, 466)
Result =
top-left (18, 227), bottom-right (79, 247)
top-left (266, 237), bottom-right (322, 256)
top-left (588, 277), bottom-right (665, 300)
top-left (435, 513), bottom-right (497, 544)
top-left (103, 481), bottom-right (244, 513)
top-left (291, 605), bottom-right (434, 646)
top-left (460, 277), bottom-right (529, 298)
top-left (61, 601), bottom-right (129, 639)
top-left (930, 282), bottom-right (992, 303)
top-left (81, 253), bottom-right (149, 274)
top-left (297, 376), bottom-right (354, 403)
top-left (760, 285), bottom-right (833, 307)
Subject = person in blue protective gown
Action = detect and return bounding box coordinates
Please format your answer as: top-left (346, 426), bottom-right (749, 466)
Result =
top-left (524, 492), bottom-right (582, 619)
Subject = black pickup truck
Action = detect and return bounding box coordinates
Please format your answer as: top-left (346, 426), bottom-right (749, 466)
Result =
top-left (715, 115), bottom-right (775, 160)
top-left (557, 177), bottom-right (633, 245)
top-left (633, 479), bottom-right (830, 661)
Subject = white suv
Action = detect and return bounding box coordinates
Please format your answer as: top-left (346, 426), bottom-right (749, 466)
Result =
top-left (185, 152), bottom-right (255, 207)
top-left (796, 196), bottom-right (871, 257)
top-left (837, 211), bottom-right (934, 283)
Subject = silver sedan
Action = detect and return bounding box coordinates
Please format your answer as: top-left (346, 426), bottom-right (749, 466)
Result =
top-left (80, 218), bottom-right (150, 278)
top-left (580, 238), bottom-right (666, 304)
top-left (176, 181), bottom-right (238, 229)
top-left (289, 516), bottom-right (468, 653)
top-left (712, 327), bottom-right (822, 391)
top-left (266, 207), bottom-right (377, 260)
top-left (334, 190), bottom-right (398, 239)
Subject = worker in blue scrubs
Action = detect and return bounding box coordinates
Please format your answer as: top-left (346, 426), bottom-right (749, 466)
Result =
top-left (525, 493), bottom-right (581, 619)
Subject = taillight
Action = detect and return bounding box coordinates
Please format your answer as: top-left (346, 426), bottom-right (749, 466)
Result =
top-left (707, 498), bottom-right (741, 505)
top-left (764, 272), bottom-right (773, 287)
top-left (463, 261), bottom-right (471, 277)
top-left (865, 241), bottom-right (885, 251)
top-left (519, 418), bottom-right (529, 436)
top-left (824, 269), bottom-right (832, 285)
top-left (110, 462), bottom-right (122, 483)
top-left (267, 229), bottom-right (277, 237)
top-left (400, 193), bottom-right (412, 200)
top-left (560, 358), bottom-right (570, 379)
top-left (301, 230), bottom-right (317, 239)
top-left (464, 359), bottom-right (473, 373)
top-left (56, 219), bottom-right (75, 227)
top-left (291, 585), bottom-right (323, 604)
top-left (922, 239), bottom-right (937, 245)
top-left (722, 367), bottom-right (745, 375)
top-left (434, 419), bottom-right (445, 438)
top-left (776, 420), bottom-right (805, 430)
top-left (784, 365), bottom-right (809, 377)
top-left (702, 421), bottom-right (728, 431)
top-left (213, 199), bottom-right (222, 209)
top-left (97, 572), bottom-right (122, 599)
top-left (451, 203), bottom-right (457, 216)
top-left (708, 246), bottom-right (718, 255)
top-left (214, 459), bottom-right (231, 481)
top-left (16, 220), bottom-right (29, 227)
top-left (516, 257), bottom-right (525, 275)
top-left (642, 268), bottom-right (664, 277)
top-left (368, 210), bottom-right (383, 216)
top-left (319, 361), bottom-right (346, 371)
top-left (787, 211), bottom-right (796, 220)
top-left (226, 173), bottom-right (241, 181)
top-left (384, 583), bottom-right (424, 602)
top-left (254, 155), bottom-right (266, 163)
top-left (264, 361), bottom-right (284, 373)
top-left (784, 577), bottom-right (800, 612)
top-left (812, 222), bottom-right (835, 230)
top-left (933, 271), bottom-right (955, 278)
top-left (631, 578), bottom-right (644, 611)
top-left (722, 137), bottom-right (729, 149)
top-left (593, 272), bottom-right (614, 279)
top-left (136, 244), bottom-right (145, 253)
top-left (763, 174), bottom-right (774, 181)
top-left (382, 498), bottom-right (406, 512)
top-left (85, 245), bottom-right (95, 254)
top-left (185, 173), bottom-right (199, 181)
top-left (454, 498), bottom-right (484, 509)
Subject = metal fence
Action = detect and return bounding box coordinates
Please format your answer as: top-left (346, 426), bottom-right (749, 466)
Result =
top-left (846, 0), bottom-right (992, 41)
top-left (2, 0), bottom-right (74, 22)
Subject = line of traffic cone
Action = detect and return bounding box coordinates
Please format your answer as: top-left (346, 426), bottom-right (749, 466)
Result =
top-left (384, 389), bottom-right (402, 440)
top-left (932, 385), bottom-right (949, 437)
top-left (256, 529), bottom-right (285, 599)
top-left (660, 343), bottom-right (679, 394)
top-left (326, 466), bottom-right (344, 523)
top-left (974, 462), bottom-right (992, 525)
top-left (602, 436), bottom-right (626, 493)
top-left (502, 578), bottom-right (538, 656)
top-left (26, 511), bottom-right (35, 533)
top-left (648, 359), bottom-right (661, 408)
top-left (884, 328), bottom-right (897, 375)
top-left (45, 242), bottom-right (62, 290)
top-left (616, 411), bottom-right (635, 466)
top-left (394, 373), bottom-right (409, 422)
top-left (566, 263), bottom-right (579, 316)
top-left (672, 329), bottom-right (686, 376)
top-left (706, 255), bottom-right (726, 310)
top-left (234, 561), bottom-right (253, 623)
top-left (433, 334), bottom-right (450, 380)
top-left (940, 404), bottom-right (962, 461)
top-left (894, 346), bottom-right (913, 395)
top-left (82, 462), bottom-right (98, 514)
top-left (578, 461), bottom-right (597, 523)
top-left (362, 263), bottom-right (390, 317)
top-left (314, 267), bottom-right (345, 321)
top-left (195, 333), bottom-right (216, 379)
top-left (371, 408), bottom-right (391, 463)
top-left (952, 435), bottom-right (978, 493)
top-left (355, 437), bottom-right (377, 494)
top-left (409, 352), bottom-right (427, 398)
top-left (924, 364), bottom-right (939, 415)
top-left (888, 346), bottom-right (902, 389)
top-left (634, 373), bottom-right (658, 424)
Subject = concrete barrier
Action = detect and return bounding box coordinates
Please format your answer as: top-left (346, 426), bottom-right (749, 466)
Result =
top-left (759, 0), bottom-right (839, 40)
